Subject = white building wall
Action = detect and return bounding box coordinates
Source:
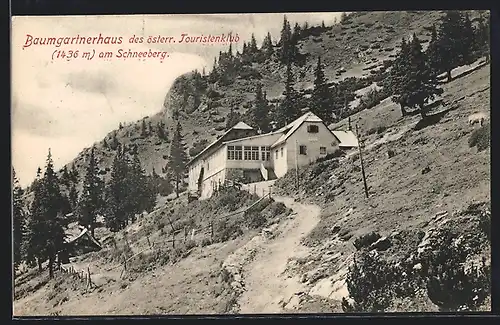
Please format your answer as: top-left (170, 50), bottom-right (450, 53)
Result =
top-left (273, 142), bottom-right (288, 178)
top-left (286, 121), bottom-right (340, 170)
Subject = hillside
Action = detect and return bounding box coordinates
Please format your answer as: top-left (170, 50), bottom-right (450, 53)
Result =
top-left (14, 10), bottom-right (491, 315)
top-left (14, 58), bottom-right (491, 316)
top-left (52, 10), bottom-right (485, 191)
top-left (272, 63), bottom-right (491, 312)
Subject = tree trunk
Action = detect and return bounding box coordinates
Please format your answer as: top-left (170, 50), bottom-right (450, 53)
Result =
top-left (37, 258), bottom-right (43, 272)
top-left (400, 104), bottom-right (407, 117)
top-left (57, 253), bottom-right (61, 269)
top-left (175, 175), bottom-right (179, 198)
top-left (446, 70), bottom-right (452, 83)
top-left (48, 255), bottom-right (54, 279)
top-left (420, 104), bottom-right (427, 119)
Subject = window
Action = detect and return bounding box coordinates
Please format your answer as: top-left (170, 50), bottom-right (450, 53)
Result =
top-left (227, 146), bottom-right (235, 160)
top-left (251, 146), bottom-right (259, 160)
top-left (261, 146), bottom-right (271, 161)
top-left (235, 146), bottom-right (243, 160)
top-left (275, 150), bottom-right (279, 159)
top-left (244, 146), bottom-right (252, 160)
top-left (299, 145), bottom-right (307, 155)
top-left (281, 147), bottom-right (284, 157)
top-left (307, 125), bottom-right (319, 133)
top-left (320, 146), bottom-right (326, 155)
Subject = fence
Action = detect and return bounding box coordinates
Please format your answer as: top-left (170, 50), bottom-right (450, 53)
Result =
top-left (106, 190), bottom-right (273, 279)
top-left (57, 263), bottom-right (95, 290)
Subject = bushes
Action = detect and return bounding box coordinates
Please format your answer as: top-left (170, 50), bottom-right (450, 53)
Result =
top-left (342, 251), bottom-right (420, 312)
top-left (468, 123), bottom-right (490, 152)
top-left (423, 230), bottom-right (491, 311)
top-left (343, 227), bottom-right (491, 313)
top-left (353, 232), bottom-right (381, 250)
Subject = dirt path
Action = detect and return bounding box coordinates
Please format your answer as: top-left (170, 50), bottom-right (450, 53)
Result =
top-left (238, 182), bottom-right (321, 313)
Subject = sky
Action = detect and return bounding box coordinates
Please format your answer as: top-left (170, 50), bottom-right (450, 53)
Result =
top-left (11, 12), bottom-right (343, 187)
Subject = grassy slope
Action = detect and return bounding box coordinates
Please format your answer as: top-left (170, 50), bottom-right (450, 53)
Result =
top-left (13, 187), bottom-right (291, 315)
top-left (273, 64), bottom-right (491, 311)
top-left (52, 10), bottom-right (459, 189)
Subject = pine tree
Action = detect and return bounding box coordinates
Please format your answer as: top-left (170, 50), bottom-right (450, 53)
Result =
top-left (321, 20), bottom-right (326, 29)
top-left (167, 122), bottom-right (188, 198)
top-left (13, 168), bottom-right (25, 270)
top-left (77, 147), bottom-right (104, 237)
top-left (61, 166), bottom-right (71, 188)
top-left (103, 138), bottom-right (108, 149)
top-left (70, 164), bottom-right (79, 183)
top-left (208, 57), bottom-right (219, 83)
top-left (127, 151), bottom-right (156, 219)
top-left (475, 14), bottom-right (490, 63)
top-left (310, 56), bottom-right (334, 124)
top-left (437, 11), bottom-right (471, 82)
top-left (275, 62), bottom-right (302, 127)
top-left (261, 32), bottom-right (274, 59)
top-left (279, 15), bottom-right (293, 64)
top-left (68, 183), bottom-right (78, 212)
top-left (249, 33), bottom-right (258, 54)
top-left (141, 119), bottom-right (148, 137)
top-left (157, 121), bottom-right (167, 140)
top-left (426, 24), bottom-right (442, 77)
top-left (25, 167), bottom-right (46, 271)
top-left (103, 149), bottom-right (129, 232)
top-left (248, 84), bottom-right (270, 133)
top-left (461, 12), bottom-right (475, 65)
top-left (406, 34), bottom-right (442, 118)
top-left (119, 122), bottom-right (123, 130)
top-left (291, 23), bottom-right (302, 60)
top-left (386, 38), bottom-right (412, 116)
top-left (226, 106), bottom-right (242, 131)
top-left (340, 12), bottom-right (348, 24)
top-left (41, 149), bottom-right (66, 278)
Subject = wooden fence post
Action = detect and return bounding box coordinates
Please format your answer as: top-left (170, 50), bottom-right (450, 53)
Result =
top-left (191, 229), bottom-right (196, 241)
top-left (147, 236), bottom-right (152, 249)
top-left (172, 233), bottom-right (176, 249)
top-left (210, 221), bottom-right (214, 241)
top-left (184, 226), bottom-right (187, 242)
top-left (87, 267), bottom-right (92, 288)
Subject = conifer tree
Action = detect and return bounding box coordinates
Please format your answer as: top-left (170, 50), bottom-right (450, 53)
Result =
top-left (461, 12), bottom-right (475, 65)
top-left (386, 38), bottom-right (412, 116)
top-left (437, 11), bottom-right (471, 82)
top-left (128, 150), bottom-right (156, 218)
top-left (25, 167), bottom-right (46, 271)
top-left (77, 147), bottom-right (104, 237)
top-left (226, 106), bottom-right (242, 131)
top-left (248, 84), bottom-right (270, 133)
top-left (275, 62), bottom-right (302, 127)
top-left (167, 122), bottom-right (188, 198)
top-left (261, 32), bottom-right (274, 59)
top-left (103, 149), bottom-right (129, 232)
top-left (141, 119), bottom-right (148, 137)
top-left (475, 14), bottom-right (490, 63)
top-left (406, 34), bottom-right (442, 118)
top-left (13, 168), bottom-right (25, 269)
top-left (39, 149), bottom-right (66, 278)
top-left (61, 165), bottom-right (71, 188)
top-left (249, 33), bottom-right (258, 54)
top-left (68, 183), bottom-right (78, 212)
top-left (279, 15), bottom-right (293, 64)
top-left (310, 56), bottom-right (334, 124)
top-left (426, 24), bottom-right (442, 77)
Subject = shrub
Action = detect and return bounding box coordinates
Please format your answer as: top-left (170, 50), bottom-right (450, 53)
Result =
top-left (342, 251), bottom-right (419, 312)
top-left (423, 230), bottom-right (491, 311)
top-left (316, 149), bottom-right (345, 163)
top-left (353, 231), bottom-right (381, 250)
top-left (468, 123), bottom-right (490, 152)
